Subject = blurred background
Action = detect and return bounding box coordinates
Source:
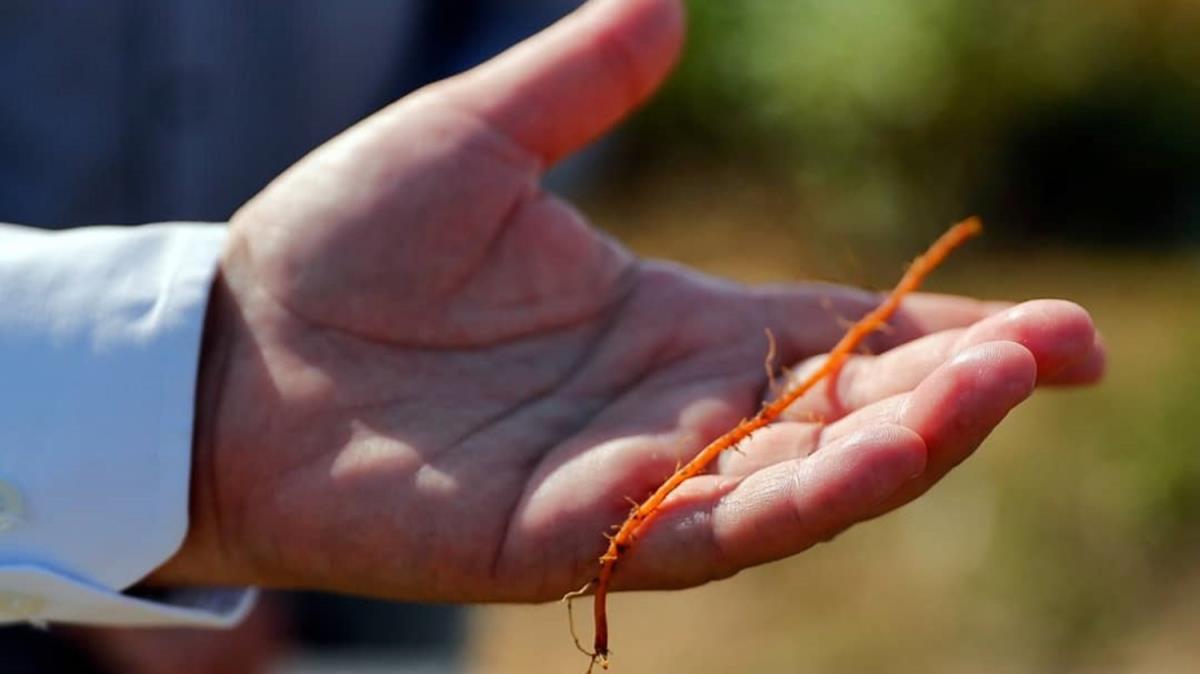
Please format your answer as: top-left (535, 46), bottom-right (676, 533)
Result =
top-left (4, 0), bottom-right (1199, 673)
top-left (475, 1), bottom-right (1200, 673)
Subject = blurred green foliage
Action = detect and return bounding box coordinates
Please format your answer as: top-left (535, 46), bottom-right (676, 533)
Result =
top-left (624, 0), bottom-right (1200, 247)
top-left (947, 256), bottom-right (1200, 667)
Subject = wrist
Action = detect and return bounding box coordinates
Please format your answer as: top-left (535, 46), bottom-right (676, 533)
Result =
top-left (146, 270), bottom-right (245, 587)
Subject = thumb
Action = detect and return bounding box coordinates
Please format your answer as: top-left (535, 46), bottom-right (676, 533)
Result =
top-left (425, 0), bottom-right (685, 167)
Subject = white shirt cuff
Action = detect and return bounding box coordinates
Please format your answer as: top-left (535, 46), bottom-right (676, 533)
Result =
top-left (0, 223), bottom-right (251, 627)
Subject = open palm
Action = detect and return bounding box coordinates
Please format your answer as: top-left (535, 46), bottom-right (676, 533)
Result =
top-left (153, 0), bottom-right (1104, 602)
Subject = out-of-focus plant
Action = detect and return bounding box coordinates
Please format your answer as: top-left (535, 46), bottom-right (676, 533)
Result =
top-left (624, 0), bottom-right (1200, 246)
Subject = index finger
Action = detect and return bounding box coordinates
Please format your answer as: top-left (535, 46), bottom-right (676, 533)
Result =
top-left (757, 284), bottom-right (1012, 364)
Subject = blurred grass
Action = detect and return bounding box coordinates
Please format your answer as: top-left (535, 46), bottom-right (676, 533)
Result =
top-left (467, 208), bottom-right (1200, 673)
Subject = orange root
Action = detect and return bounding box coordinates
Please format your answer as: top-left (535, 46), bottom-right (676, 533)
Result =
top-left (577, 217), bottom-right (983, 669)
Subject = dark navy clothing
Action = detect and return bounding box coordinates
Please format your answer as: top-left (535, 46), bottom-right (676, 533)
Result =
top-left (0, 0), bottom-right (579, 228)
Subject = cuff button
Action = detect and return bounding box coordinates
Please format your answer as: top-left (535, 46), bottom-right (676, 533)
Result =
top-left (0, 592), bottom-right (45, 620)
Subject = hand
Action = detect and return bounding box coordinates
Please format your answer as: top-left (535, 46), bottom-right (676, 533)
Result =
top-left (150, 0), bottom-right (1104, 601)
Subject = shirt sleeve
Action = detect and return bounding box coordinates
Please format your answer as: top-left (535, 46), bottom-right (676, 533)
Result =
top-left (0, 223), bottom-right (254, 627)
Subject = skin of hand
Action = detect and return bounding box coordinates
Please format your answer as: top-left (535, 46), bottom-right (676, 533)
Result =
top-left (148, 0), bottom-right (1105, 601)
